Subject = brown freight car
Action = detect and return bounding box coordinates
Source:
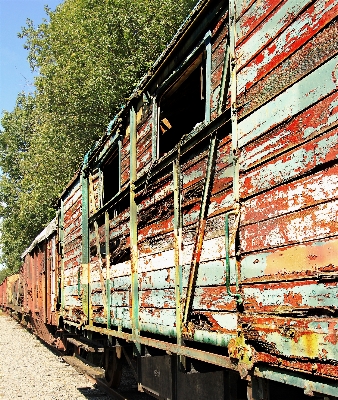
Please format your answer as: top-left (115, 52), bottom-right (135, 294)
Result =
top-left (0, 276), bottom-right (7, 310)
top-left (19, 219), bottom-right (58, 342)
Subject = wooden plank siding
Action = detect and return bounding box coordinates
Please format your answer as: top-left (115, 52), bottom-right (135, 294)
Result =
top-left (61, 177), bottom-right (86, 324)
top-left (85, 121), bottom-right (133, 327)
top-left (46, 0), bottom-right (338, 386)
top-left (3, 0), bottom-right (338, 389)
top-left (2, 0), bottom-right (337, 379)
top-left (235, 0), bottom-right (338, 375)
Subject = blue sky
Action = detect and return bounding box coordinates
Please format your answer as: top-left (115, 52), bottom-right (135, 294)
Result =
top-left (0, 1), bottom-right (61, 269)
top-left (0, 0), bottom-right (61, 118)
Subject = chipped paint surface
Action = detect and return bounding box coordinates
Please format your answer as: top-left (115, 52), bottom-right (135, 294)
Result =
top-left (237, 0), bottom-right (338, 95)
top-left (234, 0), bottom-right (338, 383)
top-left (237, 0), bottom-right (315, 68)
top-left (78, 3), bottom-right (338, 380)
top-left (62, 177), bottom-right (86, 324)
top-left (241, 237), bottom-right (338, 281)
top-left (241, 127), bottom-right (338, 198)
top-left (2, 0), bottom-right (338, 395)
top-left (243, 281), bottom-right (338, 311)
top-left (239, 55), bottom-right (338, 147)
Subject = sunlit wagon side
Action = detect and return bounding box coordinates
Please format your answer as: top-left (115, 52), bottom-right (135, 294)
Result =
top-left (58, 0), bottom-right (338, 397)
top-left (236, 0), bottom-right (338, 385)
top-left (2, 0), bottom-right (338, 398)
top-left (58, 175), bottom-right (86, 327)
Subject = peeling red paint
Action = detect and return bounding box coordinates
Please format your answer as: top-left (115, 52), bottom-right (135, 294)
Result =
top-left (237, 0), bottom-right (338, 94)
top-left (1, 1), bottom-right (338, 394)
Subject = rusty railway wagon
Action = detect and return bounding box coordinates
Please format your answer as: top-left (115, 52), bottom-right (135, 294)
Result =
top-left (1, 0), bottom-right (338, 398)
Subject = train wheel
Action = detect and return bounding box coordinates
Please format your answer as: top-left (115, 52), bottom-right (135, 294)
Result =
top-left (104, 346), bottom-right (122, 388)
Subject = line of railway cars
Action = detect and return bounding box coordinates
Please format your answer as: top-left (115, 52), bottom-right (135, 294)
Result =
top-left (1, 0), bottom-right (338, 398)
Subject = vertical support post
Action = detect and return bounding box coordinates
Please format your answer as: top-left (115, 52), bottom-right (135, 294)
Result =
top-left (173, 159), bottom-right (182, 345)
top-left (94, 220), bottom-right (107, 320)
top-left (130, 104), bottom-right (140, 353)
top-left (105, 211), bottom-right (111, 329)
top-left (31, 250), bottom-right (35, 312)
top-left (31, 255), bottom-right (35, 313)
top-left (217, 43), bottom-right (230, 115)
top-left (229, 0), bottom-right (242, 302)
top-left (152, 96), bottom-right (158, 161)
top-left (224, 210), bottom-right (242, 304)
top-left (98, 168), bottom-right (104, 208)
top-left (23, 258), bottom-right (27, 313)
top-left (42, 243), bottom-right (46, 320)
top-left (81, 156), bottom-right (91, 325)
top-left (204, 30), bottom-right (212, 124)
top-left (51, 238), bottom-right (55, 322)
top-left (77, 267), bottom-right (81, 296)
top-left (118, 136), bottom-right (122, 193)
top-left (229, 0), bottom-right (239, 203)
top-left (173, 158), bottom-right (185, 377)
top-left (44, 240), bottom-right (48, 323)
top-left (59, 198), bottom-right (65, 313)
top-left (247, 377), bottom-right (270, 400)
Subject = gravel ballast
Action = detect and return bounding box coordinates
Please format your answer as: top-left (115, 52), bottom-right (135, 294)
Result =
top-left (0, 313), bottom-right (113, 400)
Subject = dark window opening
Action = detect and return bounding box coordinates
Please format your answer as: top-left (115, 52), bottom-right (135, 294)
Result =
top-left (103, 149), bottom-right (119, 204)
top-left (159, 56), bottom-right (206, 157)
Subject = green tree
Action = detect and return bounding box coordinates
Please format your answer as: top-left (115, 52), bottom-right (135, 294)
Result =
top-left (0, 0), bottom-right (197, 278)
top-left (0, 94), bottom-right (37, 272)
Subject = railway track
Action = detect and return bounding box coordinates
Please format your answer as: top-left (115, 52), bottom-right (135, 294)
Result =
top-left (61, 354), bottom-right (153, 400)
top-left (0, 312), bottom-right (152, 400)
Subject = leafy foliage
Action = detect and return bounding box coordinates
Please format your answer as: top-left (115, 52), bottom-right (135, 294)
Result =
top-left (0, 0), bottom-right (197, 279)
top-left (0, 94), bottom-right (38, 272)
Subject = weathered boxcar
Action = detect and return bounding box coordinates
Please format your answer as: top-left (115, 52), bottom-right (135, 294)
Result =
top-left (57, 0), bottom-right (338, 397)
top-left (1, 0), bottom-right (338, 398)
top-left (0, 274), bottom-right (21, 315)
top-left (20, 218), bottom-right (58, 342)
